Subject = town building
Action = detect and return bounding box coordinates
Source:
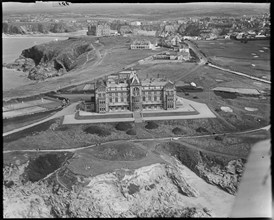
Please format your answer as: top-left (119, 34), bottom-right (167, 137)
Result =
top-left (87, 22), bottom-right (111, 36)
top-left (94, 70), bottom-right (176, 113)
top-left (130, 40), bottom-right (153, 49)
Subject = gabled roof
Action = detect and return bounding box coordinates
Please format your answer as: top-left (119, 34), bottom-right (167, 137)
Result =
top-left (164, 80), bottom-right (175, 89)
top-left (131, 74), bottom-right (140, 85)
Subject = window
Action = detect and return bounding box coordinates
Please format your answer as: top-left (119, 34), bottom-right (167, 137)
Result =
top-left (154, 96), bottom-right (157, 101)
top-left (148, 96), bottom-right (151, 101)
top-left (115, 97), bottom-right (118, 102)
top-left (109, 98), bottom-right (112, 103)
top-left (143, 96), bottom-right (146, 101)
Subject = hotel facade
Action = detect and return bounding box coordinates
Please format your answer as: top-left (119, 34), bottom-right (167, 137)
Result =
top-left (94, 70), bottom-right (176, 113)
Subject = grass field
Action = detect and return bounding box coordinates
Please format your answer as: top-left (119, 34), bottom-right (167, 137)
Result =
top-left (3, 36), bottom-right (165, 101)
top-left (135, 62), bottom-right (199, 82)
top-left (67, 141), bottom-right (164, 177)
top-left (195, 39), bottom-right (270, 79)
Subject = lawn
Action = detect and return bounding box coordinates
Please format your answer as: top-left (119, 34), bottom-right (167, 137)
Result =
top-left (135, 62), bottom-right (198, 82)
top-left (3, 36), bottom-right (164, 101)
top-left (195, 39), bottom-right (270, 79)
top-left (67, 141), bottom-right (165, 177)
top-left (3, 115), bottom-right (230, 152)
top-left (180, 129), bottom-right (270, 158)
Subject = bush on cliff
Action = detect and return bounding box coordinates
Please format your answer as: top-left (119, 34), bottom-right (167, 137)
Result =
top-left (115, 122), bottom-right (133, 131)
top-left (84, 126), bottom-right (111, 137)
top-left (172, 127), bottom-right (185, 135)
top-left (145, 121), bottom-right (159, 129)
top-left (126, 129), bottom-right (136, 135)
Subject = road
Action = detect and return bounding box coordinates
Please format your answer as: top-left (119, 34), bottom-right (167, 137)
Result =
top-left (2, 102), bottom-right (80, 137)
top-left (3, 125), bottom-right (270, 155)
top-left (185, 40), bottom-right (208, 65)
top-left (208, 63), bottom-right (271, 84)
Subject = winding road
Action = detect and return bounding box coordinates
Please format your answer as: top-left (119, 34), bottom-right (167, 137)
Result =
top-left (3, 125), bottom-right (270, 155)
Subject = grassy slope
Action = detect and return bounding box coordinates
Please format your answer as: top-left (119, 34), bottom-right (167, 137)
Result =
top-left (195, 40), bottom-right (270, 79)
top-left (3, 36), bottom-right (163, 100)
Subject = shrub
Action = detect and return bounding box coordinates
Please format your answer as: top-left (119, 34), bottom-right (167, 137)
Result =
top-left (56, 125), bottom-right (69, 131)
top-left (214, 136), bottom-right (223, 141)
top-left (126, 129), bottom-right (136, 135)
top-left (128, 183), bottom-right (140, 195)
top-left (84, 126), bottom-right (111, 137)
top-left (172, 127), bottom-right (184, 135)
top-left (145, 121), bottom-right (159, 129)
top-left (195, 127), bottom-right (209, 133)
top-left (115, 122), bottom-right (133, 131)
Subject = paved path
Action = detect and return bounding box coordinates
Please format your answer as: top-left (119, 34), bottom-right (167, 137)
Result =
top-left (62, 97), bottom-right (216, 125)
top-left (184, 40), bottom-right (208, 65)
top-left (3, 125), bottom-right (270, 154)
top-left (208, 63), bottom-right (271, 84)
top-left (2, 102), bottom-right (80, 137)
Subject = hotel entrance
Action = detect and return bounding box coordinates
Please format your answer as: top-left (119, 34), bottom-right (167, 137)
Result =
top-left (131, 87), bottom-right (142, 112)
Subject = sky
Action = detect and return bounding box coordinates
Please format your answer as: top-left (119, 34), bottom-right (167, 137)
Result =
top-left (2, 2), bottom-right (270, 15)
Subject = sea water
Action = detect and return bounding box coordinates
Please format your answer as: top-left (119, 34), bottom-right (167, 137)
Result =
top-left (2, 36), bottom-right (67, 91)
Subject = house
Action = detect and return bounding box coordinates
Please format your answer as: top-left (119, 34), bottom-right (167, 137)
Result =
top-left (87, 22), bottom-right (111, 36)
top-left (133, 29), bottom-right (156, 37)
top-left (118, 25), bottom-right (132, 35)
top-left (130, 21), bottom-right (141, 26)
top-left (130, 40), bottom-right (153, 50)
top-left (94, 70), bottom-right (177, 113)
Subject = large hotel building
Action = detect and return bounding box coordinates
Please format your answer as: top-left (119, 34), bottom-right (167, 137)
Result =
top-left (94, 70), bottom-right (176, 113)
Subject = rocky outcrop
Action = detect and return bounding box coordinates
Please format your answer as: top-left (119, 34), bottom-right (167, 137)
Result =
top-left (196, 159), bottom-right (245, 195)
top-left (4, 38), bottom-right (95, 80)
top-left (3, 161), bottom-right (211, 218)
top-left (2, 22), bottom-right (78, 35)
top-left (160, 142), bottom-right (246, 195)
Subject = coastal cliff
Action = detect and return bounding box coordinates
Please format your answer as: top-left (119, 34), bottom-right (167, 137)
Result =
top-left (2, 22), bottom-right (79, 35)
top-left (159, 142), bottom-right (245, 195)
top-left (4, 157), bottom-right (211, 218)
top-left (3, 38), bottom-right (95, 80)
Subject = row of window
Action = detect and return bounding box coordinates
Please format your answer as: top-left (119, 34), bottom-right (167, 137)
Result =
top-left (167, 103), bottom-right (174, 109)
top-left (98, 90), bottom-right (174, 97)
top-left (99, 100), bottom-right (106, 105)
top-left (143, 96), bottom-right (162, 102)
top-left (103, 95), bottom-right (166, 103)
top-left (109, 92), bottom-right (128, 97)
top-left (99, 107), bottom-right (106, 112)
top-left (108, 87), bottom-right (128, 91)
top-left (143, 105), bottom-right (162, 110)
top-left (109, 106), bottom-right (128, 111)
top-left (109, 97), bottom-right (128, 103)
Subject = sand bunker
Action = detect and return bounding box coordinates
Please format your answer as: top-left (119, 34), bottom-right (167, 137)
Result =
top-left (253, 56), bottom-right (259, 58)
top-left (259, 50), bottom-right (264, 53)
top-left (220, 106), bottom-right (233, 113)
top-left (244, 107), bottom-right (258, 112)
